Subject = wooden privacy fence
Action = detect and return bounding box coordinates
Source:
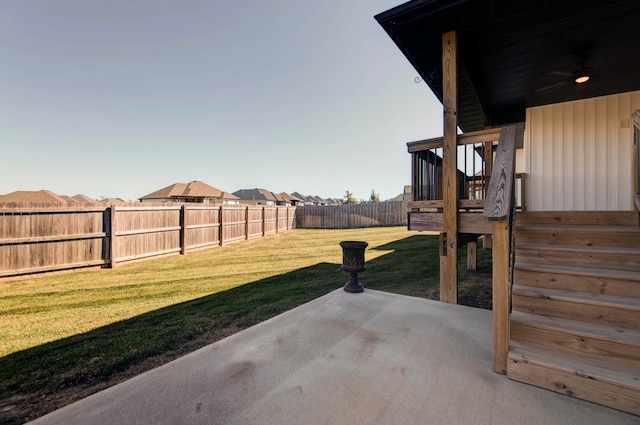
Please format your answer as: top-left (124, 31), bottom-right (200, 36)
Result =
top-left (0, 204), bottom-right (296, 277)
top-left (295, 202), bottom-right (407, 229)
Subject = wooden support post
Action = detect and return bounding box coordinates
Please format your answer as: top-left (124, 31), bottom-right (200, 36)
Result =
top-left (109, 206), bottom-right (117, 268)
top-left (484, 140), bottom-right (493, 196)
top-left (633, 111), bottom-right (639, 201)
top-left (467, 238), bottom-right (477, 271)
top-left (180, 205), bottom-right (187, 255)
top-left (482, 138), bottom-right (494, 250)
top-left (262, 206), bottom-right (266, 236)
top-left (441, 30), bottom-right (458, 304)
top-left (492, 219), bottom-right (510, 374)
top-left (276, 207), bottom-right (280, 233)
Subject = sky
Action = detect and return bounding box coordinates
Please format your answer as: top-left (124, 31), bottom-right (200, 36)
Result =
top-left (1, 0), bottom-right (443, 202)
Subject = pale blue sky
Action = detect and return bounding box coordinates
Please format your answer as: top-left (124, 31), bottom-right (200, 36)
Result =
top-left (1, 0), bottom-right (442, 202)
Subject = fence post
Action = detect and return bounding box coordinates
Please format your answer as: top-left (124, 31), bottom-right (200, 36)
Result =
top-left (245, 206), bottom-right (250, 240)
top-left (180, 205), bottom-right (187, 255)
top-left (262, 206), bottom-right (266, 236)
top-left (219, 204), bottom-right (225, 246)
top-left (276, 207), bottom-right (280, 233)
top-left (109, 206), bottom-right (117, 268)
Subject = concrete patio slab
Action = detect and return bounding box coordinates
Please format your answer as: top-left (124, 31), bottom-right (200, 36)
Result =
top-left (28, 289), bottom-right (638, 425)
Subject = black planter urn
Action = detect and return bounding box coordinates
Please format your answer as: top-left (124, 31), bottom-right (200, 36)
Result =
top-left (339, 241), bottom-right (368, 293)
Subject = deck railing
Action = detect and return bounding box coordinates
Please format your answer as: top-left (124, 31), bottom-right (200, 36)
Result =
top-left (407, 128), bottom-right (526, 212)
top-left (482, 126), bottom-right (517, 374)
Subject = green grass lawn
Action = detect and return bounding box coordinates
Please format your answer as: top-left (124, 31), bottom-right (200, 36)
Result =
top-left (0, 227), bottom-right (490, 424)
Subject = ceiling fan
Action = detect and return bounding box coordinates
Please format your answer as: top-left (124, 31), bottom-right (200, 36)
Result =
top-left (535, 57), bottom-right (595, 94)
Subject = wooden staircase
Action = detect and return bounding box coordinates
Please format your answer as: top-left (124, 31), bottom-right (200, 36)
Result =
top-left (508, 211), bottom-right (640, 415)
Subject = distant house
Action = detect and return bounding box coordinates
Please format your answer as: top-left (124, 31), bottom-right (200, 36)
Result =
top-left (309, 196), bottom-right (326, 205)
top-left (270, 192), bottom-right (293, 206)
top-left (279, 192), bottom-right (304, 206)
top-left (140, 181), bottom-right (239, 204)
top-left (291, 192), bottom-right (315, 206)
top-left (232, 188), bottom-right (278, 205)
top-left (386, 185), bottom-right (411, 203)
top-left (0, 190), bottom-right (75, 205)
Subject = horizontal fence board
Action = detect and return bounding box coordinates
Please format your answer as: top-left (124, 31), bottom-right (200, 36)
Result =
top-left (115, 226), bottom-right (182, 237)
top-left (116, 248), bottom-right (182, 263)
top-left (186, 223), bottom-right (220, 230)
top-left (0, 260), bottom-right (107, 278)
top-left (0, 232), bottom-right (107, 245)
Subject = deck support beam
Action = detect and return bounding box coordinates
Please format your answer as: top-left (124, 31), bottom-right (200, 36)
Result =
top-left (440, 30), bottom-right (458, 303)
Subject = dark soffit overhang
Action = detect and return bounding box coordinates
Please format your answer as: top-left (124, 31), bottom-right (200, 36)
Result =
top-left (375, 0), bottom-right (640, 132)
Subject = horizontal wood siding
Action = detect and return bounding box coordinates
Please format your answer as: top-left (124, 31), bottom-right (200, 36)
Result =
top-left (526, 90), bottom-right (640, 211)
top-left (0, 204), bottom-right (296, 277)
top-left (295, 202), bottom-right (407, 229)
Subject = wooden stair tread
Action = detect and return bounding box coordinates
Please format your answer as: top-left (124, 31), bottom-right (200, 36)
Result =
top-left (514, 262), bottom-right (640, 281)
top-left (509, 341), bottom-right (640, 390)
top-left (517, 243), bottom-right (640, 255)
top-left (512, 285), bottom-right (640, 310)
top-left (515, 211), bottom-right (639, 226)
top-left (510, 310), bottom-right (640, 345)
top-left (516, 224), bottom-right (640, 233)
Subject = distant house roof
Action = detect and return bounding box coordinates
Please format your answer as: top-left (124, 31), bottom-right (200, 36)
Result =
top-left (232, 188), bottom-right (278, 203)
top-left (0, 190), bottom-right (73, 204)
top-left (99, 197), bottom-right (126, 204)
top-left (140, 181), bottom-right (239, 202)
top-left (279, 192), bottom-right (304, 203)
top-left (291, 192), bottom-right (314, 204)
top-left (72, 194), bottom-right (96, 203)
top-left (271, 192), bottom-right (285, 203)
top-left (311, 196), bottom-right (327, 205)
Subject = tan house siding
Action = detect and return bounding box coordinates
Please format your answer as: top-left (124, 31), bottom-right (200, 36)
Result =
top-left (525, 90), bottom-right (640, 211)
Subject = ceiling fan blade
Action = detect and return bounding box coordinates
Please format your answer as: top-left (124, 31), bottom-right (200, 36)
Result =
top-left (549, 70), bottom-right (574, 77)
top-left (535, 81), bottom-right (568, 93)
